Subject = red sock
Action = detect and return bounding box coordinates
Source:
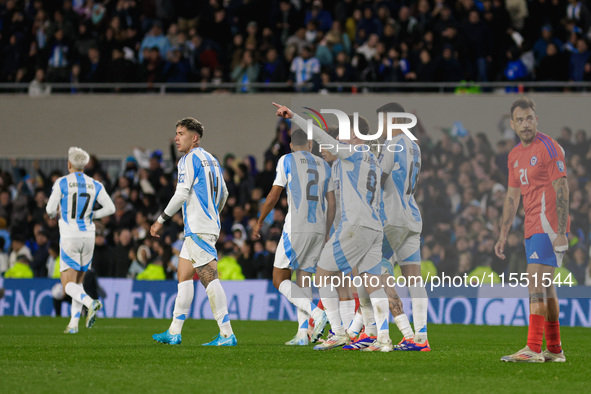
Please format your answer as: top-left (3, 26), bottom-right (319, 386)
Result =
top-left (527, 314), bottom-right (544, 353)
top-left (545, 320), bottom-right (562, 354)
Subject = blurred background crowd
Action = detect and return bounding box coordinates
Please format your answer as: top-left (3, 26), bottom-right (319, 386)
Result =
top-left (1, 0), bottom-right (591, 93)
top-left (1, 114), bottom-right (590, 285)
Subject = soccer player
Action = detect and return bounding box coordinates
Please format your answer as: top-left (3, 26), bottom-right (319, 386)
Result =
top-left (376, 102), bottom-right (430, 351)
top-left (253, 128), bottom-right (333, 346)
top-left (151, 117), bottom-right (236, 346)
top-left (274, 103), bottom-right (393, 352)
top-left (46, 147), bottom-right (115, 333)
top-left (495, 97), bottom-right (568, 362)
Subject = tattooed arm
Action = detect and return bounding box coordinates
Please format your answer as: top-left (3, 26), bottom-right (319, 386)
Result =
top-left (494, 186), bottom-right (521, 259)
top-left (552, 176), bottom-right (569, 252)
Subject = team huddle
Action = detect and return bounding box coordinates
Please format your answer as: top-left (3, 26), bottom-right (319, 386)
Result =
top-left (47, 97), bottom-right (567, 360)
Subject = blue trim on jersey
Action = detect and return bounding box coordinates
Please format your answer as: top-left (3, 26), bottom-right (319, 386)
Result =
top-left (60, 178), bottom-right (69, 223)
top-left (182, 201), bottom-right (190, 236)
top-left (282, 231), bottom-right (300, 270)
top-left (525, 234), bottom-right (560, 267)
top-left (345, 152), bottom-right (365, 203)
top-left (74, 172), bottom-right (87, 231)
top-left (203, 153), bottom-right (222, 228)
top-left (304, 152), bottom-right (319, 224)
top-left (192, 155), bottom-right (213, 221)
top-left (393, 139), bottom-right (408, 210)
top-left (536, 134), bottom-right (556, 159)
top-left (189, 234), bottom-right (218, 260)
top-left (90, 180), bottom-right (102, 221)
top-left (539, 134), bottom-right (558, 158)
top-left (322, 161), bottom-right (331, 212)
top-left (403, 248), bottom-right (421, 262)
top-left (333, 225), bottom-right (351, 274)
top-left (286, 154), bottom-right (303, 212)
top-left (381, 257), bottom-right (394, 276)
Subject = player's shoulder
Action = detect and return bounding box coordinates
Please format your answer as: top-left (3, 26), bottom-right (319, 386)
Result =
top-left (535, 132), bottom-right (562, 160)
top-left (508, 141), bottom-right (523, 158)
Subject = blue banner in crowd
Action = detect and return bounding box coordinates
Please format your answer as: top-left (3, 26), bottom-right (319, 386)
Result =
top-left (1, 278), bottom-right (590, 327)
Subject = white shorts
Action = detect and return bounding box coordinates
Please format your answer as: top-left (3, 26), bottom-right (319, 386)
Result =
top-left (180, 234), bottom-right (218, 268)
top-left (60, 237), bottom-right (94, 272)
top-left (274, 231), bottom-right (324, 273)
top-left (381, 225), bottom-right (421, 274)
top-left (318, 224), bottom-right (382, 275)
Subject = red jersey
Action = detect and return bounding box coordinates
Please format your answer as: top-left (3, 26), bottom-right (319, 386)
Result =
top-left (507, 132), bottom-right (570, 239)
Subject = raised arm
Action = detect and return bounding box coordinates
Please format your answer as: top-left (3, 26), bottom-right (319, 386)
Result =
top-left (494, 186), bottom-right (521, 259)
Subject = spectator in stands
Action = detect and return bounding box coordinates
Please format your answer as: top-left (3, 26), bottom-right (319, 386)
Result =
top-left (231, 50), bottom-right (260, 93)
top-left (4, 254), bottom-right (34, 278)
top-left (289, 44), bottom-right (320, 92)
top-left (28, 68), bottom-right (51, 96)
top-left (138, 21), bottom-right (169, 63)
top-left (569, 38), bottom-right (590, 82)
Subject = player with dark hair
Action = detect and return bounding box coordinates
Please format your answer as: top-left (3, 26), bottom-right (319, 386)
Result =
top-left (496, 97), bottom-right (568, 362)
top-left (151, 117), bottom-right (237, 346)
top-left (253, 128), bottom-right (333, 345)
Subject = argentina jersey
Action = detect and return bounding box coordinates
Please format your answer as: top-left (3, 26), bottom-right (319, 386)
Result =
top-left (274, 151), bottom-right (332, 234)
top-left (379, 134), bottom-right (422, 232)
top-left (49, 172), bottom-right (108, 238)
top-left (330, 159), bottom-right (342, 234)
top-left (177, 147), bottom-right (226, 237)
top-left (336, 149), bottom-right (383, 232)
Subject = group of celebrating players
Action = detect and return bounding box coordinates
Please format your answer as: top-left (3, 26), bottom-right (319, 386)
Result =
top-left (47, 96), bottom-right (567, 361)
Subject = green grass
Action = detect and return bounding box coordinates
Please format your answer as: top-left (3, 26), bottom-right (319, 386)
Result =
top-left (0, 317), bottom-right (589, 393)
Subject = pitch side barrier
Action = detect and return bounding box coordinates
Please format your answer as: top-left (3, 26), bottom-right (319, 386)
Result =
top-left (1, 278), bottom-right (590, 327)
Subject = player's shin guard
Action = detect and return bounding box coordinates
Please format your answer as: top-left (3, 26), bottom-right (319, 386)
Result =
top-left (278, 280), bottom-right (316, 316)
top-left (408, 284), bottom-right (428, 342)
top-left (369, 289), bottom-right (390, 343)
top-left (394, 314), bottom-right (414, 340)
top-left (356, 285), bottom-right (377, 336)
top-left (545, 320), bottom-right (562, 354)
top-left (69, 300), bottom-right (83, 327)
top-left (340, 299), bottom-right (356, 330)
top-left (206, 279), bottom-right (233, 338)
top-left (169, 280), bottom-right (194, 335)
top-left (319, 285), bottom-right (344, 335)
top-left (527, 314), bottom-right (544, 353)
top-left (65, 282), bottom-right (94, 309)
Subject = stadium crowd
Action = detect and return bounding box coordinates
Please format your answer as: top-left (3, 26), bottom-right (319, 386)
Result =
top-left (0, 115), bottom-right (590, 285)
top-left (1, 0), bottom-right (591, 92)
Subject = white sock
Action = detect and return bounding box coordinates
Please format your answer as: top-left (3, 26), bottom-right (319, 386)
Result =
top-left (69, 300), bottom-right (82, 327)
top-left (65, 282), bottom-right (93, 309)
top-left (169, 280), bottom-right (194, 335)
top-left (205, 279), bottom-right (233, 337)
top-left (409, 284), bottom-right (428, 342)
top-left (348, 311), bottom-right (364, 337)
top-left (319, 285), bottom-right (344, 335)
top-left (394, 313), bottom-right (414, 340)
top-left (297, 308), bottom-right (310, 335)
top-left (340, 300), bottom-right (356, 330)
top-left (278, 280), bottom-right (317, 316)
top-left (356, 285), bottom-right (377, 336)
top-left (369, 288), bottom-right (390, 343)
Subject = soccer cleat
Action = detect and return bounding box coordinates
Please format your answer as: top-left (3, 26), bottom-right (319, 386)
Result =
top-left (311, 311), bottom-right (328, 343)
top-left (64, 325), bottom-right (78, 334)
top-left (153, 330), bottom-right (182, 345)
top-left (286, 334), bottom-right (309, 346)
top-left (543, 349), bottom-right (566, 363)
top-left (393, 338), bottom-right (431, 351)
top-left (85, 300), bottom-right (102, 329)
top-left (500, 346), bottom-right (545, 363)
top-left (363, 338), bottom-right (394, 352)
top-left (202, 333), bottom-right (237, 346)
top-left (342, 333), bottom-right (376, 350)
top-left (313, 333), bottom-right (350, 350)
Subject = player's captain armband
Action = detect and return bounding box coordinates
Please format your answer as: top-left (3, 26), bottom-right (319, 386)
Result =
top-left (554, 244), bottom-right (568, 253)
top-left (556, 161), bottom-right (565, 172)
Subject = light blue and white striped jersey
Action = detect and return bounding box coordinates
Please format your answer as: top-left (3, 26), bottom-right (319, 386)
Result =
top-left (177, 147), bottom-right (227, 237)
top-left (290, 56), bottom-right (320, 84)
top-left (331, 159), bottom-right (342, 230)
top-left (274, 151), bottom-right (333, 234)
top-left (46, 172), bottom-right (113, 238)
top-left (333, 149), bottom-right (383, 231)
top-left (379, 134), bottom-right (423, 232)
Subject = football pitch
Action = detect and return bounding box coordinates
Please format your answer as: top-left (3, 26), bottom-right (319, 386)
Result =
top-left (1, 317), bottom-right (589, 393)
